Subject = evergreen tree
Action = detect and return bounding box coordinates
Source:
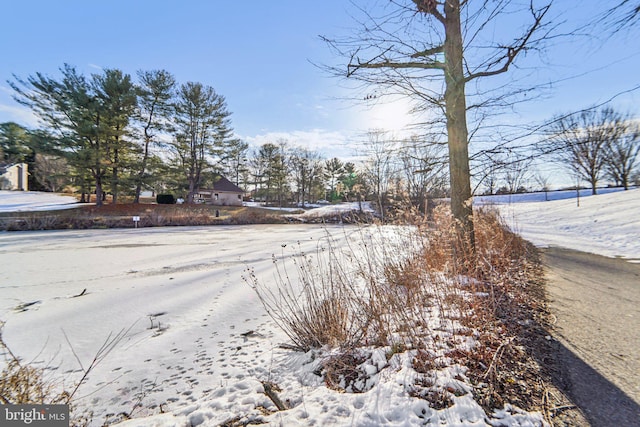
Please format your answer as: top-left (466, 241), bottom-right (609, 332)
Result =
top-left (11, 65), bottom-right (139, 205)
top-left (170, 82), bottom-right (233, 203)
top-left (133, 69), bottom-right (176, 203)
top-left (93, 69), bottom-right (137, 204)
top-left (324, 157), bottom-right (345, 201)
top-left (0, 122), bottom-right (32, 164)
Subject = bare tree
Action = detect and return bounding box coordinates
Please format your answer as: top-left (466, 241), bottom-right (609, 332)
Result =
top-left (33, 153), bottom-right (70, 192)
top-left (324, 0), bottom-right (552, 251)
top-left (604, 119), bottom-right (640, 190)
top-left (290, 147), bottom-right (324, 207)
top-left (360, 130), bottom-right (399, 220)
top-left (398, 134), bottom-right (448, 210)
top-left (501, 152), bottom-right (532, 194)
top-left (534, 172), bottom-right (551, 201)
top-left (603, 1), bottom-right (640, 30)
top-left (544, 107), bottom-right (623, 195)
top-left (219, 138), bottom-right (249, 187)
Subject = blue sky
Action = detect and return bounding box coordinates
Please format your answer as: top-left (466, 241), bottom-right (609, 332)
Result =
top-left (1, 1), bottom-right (639, 177)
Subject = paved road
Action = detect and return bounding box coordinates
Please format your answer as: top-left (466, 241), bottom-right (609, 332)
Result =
top-left (542, 247), bottom-right (640, 426)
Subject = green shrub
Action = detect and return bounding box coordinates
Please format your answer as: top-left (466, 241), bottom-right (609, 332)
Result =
top-left (156, 194), bottom-right (176, 204)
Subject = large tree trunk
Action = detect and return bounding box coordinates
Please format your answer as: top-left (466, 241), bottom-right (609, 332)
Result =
top-left (112, 144), bottom-right (119, 205)
top-left (134, 135), bottom-right (151, 204)
top-left (95, 175), bottom-right (104, 207)
top-left (444, 0), bottom-right (475, 251)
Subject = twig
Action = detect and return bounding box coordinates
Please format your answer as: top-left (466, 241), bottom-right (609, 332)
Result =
top-left (550, 404), bottom-right (577, 412)
top-left (62, 323), bottom-right (136, 402)
top-left (72, 288), bottom-right (87, 298)
top-left (482, 336), bottom-right (515, 380)
top-left (261, 381), bottom-right (287, 411)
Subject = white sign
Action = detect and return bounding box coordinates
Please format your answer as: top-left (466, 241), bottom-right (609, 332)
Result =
top-left (132, 216), bottom-right (140, 222)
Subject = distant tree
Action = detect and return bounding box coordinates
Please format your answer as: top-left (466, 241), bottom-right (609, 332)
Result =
top-left (250, 142), bottom-right (290, 206)
top-left (398, 135), bottom-right (448, 210)
top-left (534, 172), bottom-right (552, 201)
top-left (603, 119), bottom-right (640, 190)
top-left (360, 130), bottom-right (398, 220)
top-left (219, 138), bottom-right (249, 187)
top-left (324, 157), bottom-right (345, 201)
top-left (544, 107), bottom-right (623, 195)
top-left (290, 147), bottom-right (323, 207)
top-left (0, 122), bottom-right (32, 164)
top-left (339, 162), bottom-right (360, 201)
top-left (33, 153), bottom-right (70, 192)
top-left (133, 69), bottom-right (176, 203)
top-left (272, 141), bottom-right (291, 206)
top-left (170, 82), bottom-right (233, 203)
top-left (501, 152), bottom-right (532, 194)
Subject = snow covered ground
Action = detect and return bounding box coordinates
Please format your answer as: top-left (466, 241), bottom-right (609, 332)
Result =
top-left (0, 224), bottom-right (546, 426)
top-left (0, 189), bottom-right (637, 425)
top-left (0, 190), bottom-right (79, 212)
top-left (477, 188), bottom-right (640, 261)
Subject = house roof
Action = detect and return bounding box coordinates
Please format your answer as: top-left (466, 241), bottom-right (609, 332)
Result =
top-left (212, 176), bottom-right (244, 193)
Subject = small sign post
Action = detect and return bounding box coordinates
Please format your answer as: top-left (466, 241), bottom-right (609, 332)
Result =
top-left (133, 216), bottom-right (140, 228)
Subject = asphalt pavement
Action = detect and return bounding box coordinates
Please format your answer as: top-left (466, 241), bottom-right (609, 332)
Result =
top-left (543, 247), bottom-right (640, 426)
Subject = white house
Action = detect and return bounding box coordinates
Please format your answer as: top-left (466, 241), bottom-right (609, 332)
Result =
top-left (0, 163), bottom-right (28, 191)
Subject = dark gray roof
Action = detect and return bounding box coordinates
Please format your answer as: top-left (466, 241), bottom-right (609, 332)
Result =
top-left (212, 176), bottom-right (244, 193)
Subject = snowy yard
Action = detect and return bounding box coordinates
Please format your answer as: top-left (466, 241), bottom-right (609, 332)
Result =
top-left (485, 188), bottom-right (640, 261)
top-left (0, 225), bottom-right (544, 426)
top-left (0, 190), bottom-right (79, 212)
top-left (0, 189), bottom-right (638, 425)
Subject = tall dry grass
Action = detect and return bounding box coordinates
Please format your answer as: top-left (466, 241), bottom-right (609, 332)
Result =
top-left (245, 219), bottom-right (450, 352)
top-left (248, 205), bottom-right (550, 414)
top-left (0, 322), bottom-right (133, 425)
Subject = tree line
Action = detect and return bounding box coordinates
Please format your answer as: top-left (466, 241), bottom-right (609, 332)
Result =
top-left (475, 106), bottom-right (640, 197)
top-left (2, 64), bottom-right (450, 212)
top-left (2, 63), bottom-right (638, 216)
top-left (0, 64), bottom-right (451, 212)
top-left (1, 107), bottom-right (451, 216)
top-left (6, 65), bottom-right (243, 206)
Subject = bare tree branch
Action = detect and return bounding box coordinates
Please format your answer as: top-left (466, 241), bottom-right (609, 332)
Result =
top-left (465, 3), bottom-right (551, 82)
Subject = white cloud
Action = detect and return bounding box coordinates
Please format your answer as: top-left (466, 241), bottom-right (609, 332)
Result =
top-left (242, 129), bottom-right (359, 160)
top-left (0, 103), bottom-right (40, 127)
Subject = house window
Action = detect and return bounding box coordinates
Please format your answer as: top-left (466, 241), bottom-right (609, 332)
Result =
top-left (214, 193), bottom-right (219, 200)
top-left (237, 194), bottom-right (242, 200)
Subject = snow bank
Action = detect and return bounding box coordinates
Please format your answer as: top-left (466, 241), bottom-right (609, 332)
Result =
top-left (484, 188), bottom-right (640, 260)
